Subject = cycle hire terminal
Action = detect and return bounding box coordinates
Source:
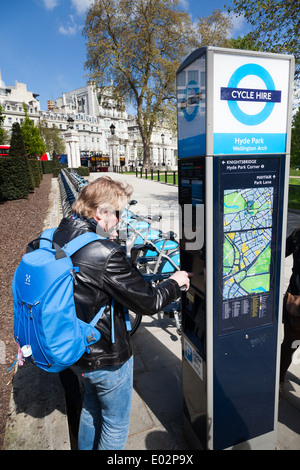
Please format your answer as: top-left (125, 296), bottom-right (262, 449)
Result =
top-left (177, 46), bottom-right (295, 450)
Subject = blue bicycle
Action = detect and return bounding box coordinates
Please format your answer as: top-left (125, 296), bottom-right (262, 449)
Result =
top-left (120, 202), bottom-right (182, 336)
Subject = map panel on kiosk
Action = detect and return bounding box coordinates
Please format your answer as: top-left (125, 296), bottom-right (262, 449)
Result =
top-left (217, 155), bottom-right (280, 335)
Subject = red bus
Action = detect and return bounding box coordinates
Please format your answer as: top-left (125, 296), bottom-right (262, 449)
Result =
top-left (0, 145), bottom-right (10, 156)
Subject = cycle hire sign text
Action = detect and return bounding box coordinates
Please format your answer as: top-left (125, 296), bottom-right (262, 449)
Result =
top-left (213, 53), bottom-right (291, 155)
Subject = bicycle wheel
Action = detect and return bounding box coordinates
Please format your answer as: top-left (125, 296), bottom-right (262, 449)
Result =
top-left (129, 311), bottom-right (142, 336)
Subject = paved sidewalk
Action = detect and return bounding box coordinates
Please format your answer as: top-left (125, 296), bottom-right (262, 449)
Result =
top-left (3, 172), bottom-right (300, 450)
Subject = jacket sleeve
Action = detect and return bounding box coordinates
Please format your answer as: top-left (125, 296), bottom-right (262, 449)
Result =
top-left (286, 230), bottom-right (297, 258)
top-left (101, 246), bottom-right (181, 316)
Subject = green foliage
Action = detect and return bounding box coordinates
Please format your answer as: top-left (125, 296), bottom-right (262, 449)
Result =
top-left (229, 33), bottom-right (262, 51)
top-left (9, 122), bottom-right (26, 157)
top-left (228, 0), bottom-right (300, 77)
top-left (21, 103), bottom-right (46, 157)
top-left (74, 166), bottom-right (90, 177)
top-left (0, 157), bottom-right (20, 202)
top-left (83, 0), bottom-right (194, 168)
top-left (196, 9), bottom-right (233, 48)
top-left (5, 122), bottom-right (30, 200)
top-left (41, 160), bottom-right (55, 174)
top-left (0, 104), bottom-right (8, 144)
top-left (41, 159), bottom-right (62, 177)
top-left (39, 120), bottom-right (66, 155)
top-left (288, 184), bottom-right (300, 210)
top-left (0, 122), bottom-right (44, 201)
top-left (291, 107), bottom-right (300, 168)
top-left (28, 159), bottom-right (42, 187)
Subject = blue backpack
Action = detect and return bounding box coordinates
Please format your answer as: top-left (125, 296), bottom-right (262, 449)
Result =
top-left (12, 228), bottom-right (118, 373)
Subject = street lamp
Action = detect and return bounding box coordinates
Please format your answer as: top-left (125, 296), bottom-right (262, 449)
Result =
top-left (110, 123), bottom-right (116, 135)
top-left (67, 116), bottom-right (74, 129)
top-left (161, 133), bottom-right (165, 166)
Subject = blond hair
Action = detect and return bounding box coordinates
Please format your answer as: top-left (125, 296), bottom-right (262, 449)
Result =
top-left (72, 176), bottom-right (133, 219)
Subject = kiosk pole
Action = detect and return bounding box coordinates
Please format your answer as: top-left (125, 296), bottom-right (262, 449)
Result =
top-left (177, 47), bottom-right (294, 450)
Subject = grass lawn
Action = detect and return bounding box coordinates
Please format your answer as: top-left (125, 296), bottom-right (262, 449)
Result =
top-left (289, 171), bottom-right (300, 210)
top-left (124, 168), bottom-right (300, 210)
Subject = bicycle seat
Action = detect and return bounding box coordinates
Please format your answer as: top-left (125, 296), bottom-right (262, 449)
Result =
top-left (130, 243), bottom-right (157, 264)
top-left (161, 231), bottom-right (177, 240)
top-left (147, 214), bottom-right (162, 222)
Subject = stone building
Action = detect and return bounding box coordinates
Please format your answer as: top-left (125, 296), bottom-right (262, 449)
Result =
top-left (0, 72), bottom-right (178, 170)
top-left (0, 71), bottom-right (40, 130)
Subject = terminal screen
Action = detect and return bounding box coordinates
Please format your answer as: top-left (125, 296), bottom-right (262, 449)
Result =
top-left (179, 158), bottom-right (205, 255)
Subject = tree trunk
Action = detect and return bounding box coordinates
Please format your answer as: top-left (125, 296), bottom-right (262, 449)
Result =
top-left (136, 107), bottom-right (152, 169)
top-left (143, 142), bottom-right (151, 169)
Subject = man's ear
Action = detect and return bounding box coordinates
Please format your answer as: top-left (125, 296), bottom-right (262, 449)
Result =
top-left (94, 206), bottom-right (102, 222)
top-left (95, 207), bottom-right (108, 221)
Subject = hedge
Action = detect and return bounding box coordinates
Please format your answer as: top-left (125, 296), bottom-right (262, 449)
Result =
top-left (0, 156), bottom-right (29, 201)
top-left (0, 156), bottom-right (44, 202)
top-left (72, 166), bottom-right (90, 177)
top-left (28, 159), bottom-right (42, 187)
top-left (0, 156), bottom-right (86, 202)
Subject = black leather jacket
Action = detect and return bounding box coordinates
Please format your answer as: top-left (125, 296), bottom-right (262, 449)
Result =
top-left (52, 217), bottom-right (181, 371)
top-left (286, 228), bottom-right (300, 296)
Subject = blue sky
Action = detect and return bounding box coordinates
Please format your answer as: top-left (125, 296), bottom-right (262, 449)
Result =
top-left (0, 0), bottom-right (249, 112)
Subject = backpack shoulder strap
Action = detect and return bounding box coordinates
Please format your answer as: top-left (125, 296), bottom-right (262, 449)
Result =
top-left (90, 304), bottom-right (106, 328)
top-left (89, 300), bottom-right (115, 343)
top-left (64, 232), bottom-right (106, 257)
top-left (39, 227), bottom-right (57, 248)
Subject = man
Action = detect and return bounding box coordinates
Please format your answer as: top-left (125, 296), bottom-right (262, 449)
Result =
top-left (54, 176), bottom-right (190, 450)
top-left (280, 228), bottom-right (300, 391)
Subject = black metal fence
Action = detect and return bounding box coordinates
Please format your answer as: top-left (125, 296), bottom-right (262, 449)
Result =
top-left (135, 168), bottom-right (178, 185)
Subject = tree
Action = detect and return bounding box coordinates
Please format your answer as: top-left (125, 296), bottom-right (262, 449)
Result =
top-left (195, 9), bottom-right (233, 48)
top-left (7, 123), bottom-right (30, 198)
top-left (228, 0), bottom-right (300, 77)
top-left (21, 103), bottom-right (46, 157)
top-left (229, 33), bottom-right (262, 51)
top-left (0, 104), bottom-right (8, 144)
top-left (9, 122), bottom-right (27, 158)
top-left (39, 120), bottom-right (66, 155)
top-left (291, 107), bottom-right (300, 168)
top-left (83, 0), bottom-right (194, 168)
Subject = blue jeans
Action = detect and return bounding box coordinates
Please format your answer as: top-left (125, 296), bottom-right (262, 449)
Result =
top-left (73, 356), bottom-right (133, 450)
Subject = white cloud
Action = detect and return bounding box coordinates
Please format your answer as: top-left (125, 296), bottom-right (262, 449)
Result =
top-left (227, 12), bottom-right (248, 36)
top-left (42, 0), bottom-right (60, 10)
top-left (178, 0), bottom-right (190, 11)
top-left (71, 0), bottom-right (93, 15)
top-left (59, 15), bottom-right (79, 35)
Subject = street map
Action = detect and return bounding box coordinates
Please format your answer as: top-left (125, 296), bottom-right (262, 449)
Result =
top-left (223, 187), bottom-right (273, 300)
